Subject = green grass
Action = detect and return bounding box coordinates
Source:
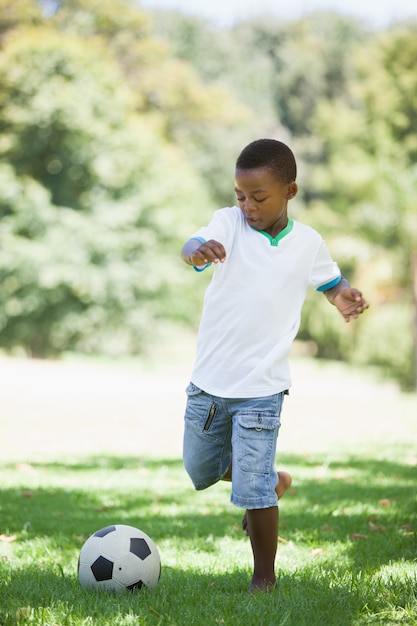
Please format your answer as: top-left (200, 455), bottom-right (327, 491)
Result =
top-left (0, 355), bottom-right (416, 625)
top-left (0, 453), bottom-right (416, 626)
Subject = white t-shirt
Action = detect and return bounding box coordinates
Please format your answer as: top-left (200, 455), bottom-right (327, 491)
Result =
top-left (189, 206), bottom-right (341, 398)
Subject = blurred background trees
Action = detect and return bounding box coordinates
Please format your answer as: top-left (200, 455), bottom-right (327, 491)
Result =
top-left (0, 0), bottom-right (416, 389)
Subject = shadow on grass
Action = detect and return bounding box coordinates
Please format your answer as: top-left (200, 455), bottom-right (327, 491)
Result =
top-left (279, 453), bottom-right (416, 572)
top-left (1, 453), bottom-right (415, 544)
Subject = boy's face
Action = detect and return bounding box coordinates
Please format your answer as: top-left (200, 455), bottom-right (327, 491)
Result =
top-left (234, 167), bottom-right (297, 238)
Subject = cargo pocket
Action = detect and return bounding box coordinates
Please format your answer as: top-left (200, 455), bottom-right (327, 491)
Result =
top-left (184, 383), bottom-right (223, 443)
top-left (236, 412), bottom-right (280, 473)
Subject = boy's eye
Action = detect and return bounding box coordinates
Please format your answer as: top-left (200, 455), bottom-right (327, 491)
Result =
top-left (236, 196), bottom-right (267, 203)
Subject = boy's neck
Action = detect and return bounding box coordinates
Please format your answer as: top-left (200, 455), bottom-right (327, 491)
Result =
top-left (264, 216), bottom-right (288, 238)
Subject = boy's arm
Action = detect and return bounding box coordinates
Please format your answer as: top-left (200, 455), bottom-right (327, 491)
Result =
top-left (324, 277), bottom-right (369, 322)
top-left (181, 239), bottom-right (226, 267)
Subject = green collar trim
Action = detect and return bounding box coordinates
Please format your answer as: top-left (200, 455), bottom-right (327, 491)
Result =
top-left (255, 218), bottom-right (294, 247)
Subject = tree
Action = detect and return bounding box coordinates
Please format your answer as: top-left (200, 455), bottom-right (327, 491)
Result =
top-left (0, 0), bottom-right (43, 45)
top-left (0, 27), bottom-right (212, 356)
top-left (301, 24), bottom-right (417, 389)
top-left (51, 0), bottom-right (258, 207)
top-left (244, 12), bottom-right (367, 138)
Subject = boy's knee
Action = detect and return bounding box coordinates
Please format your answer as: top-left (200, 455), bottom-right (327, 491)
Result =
top-left (184, 467), bottom-right (217, 491)
top-left (183, 455), bottom-right (220, 491)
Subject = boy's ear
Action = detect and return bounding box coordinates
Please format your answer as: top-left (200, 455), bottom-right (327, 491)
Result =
top-left (286, 182), bottom-right (298, 199)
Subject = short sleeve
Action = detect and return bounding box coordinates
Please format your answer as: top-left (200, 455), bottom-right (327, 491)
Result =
top-left (187, 207), bottom-right (238, 271)
top-left (310, 239), bottom-right (341, 291)
top-left (190, 208), bottom-right (235, 249)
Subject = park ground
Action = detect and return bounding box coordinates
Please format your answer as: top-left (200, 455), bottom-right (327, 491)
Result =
top-left (0, 336), bottom-right (416, 626)
top-left (1, 337), bottom-right (416, 464)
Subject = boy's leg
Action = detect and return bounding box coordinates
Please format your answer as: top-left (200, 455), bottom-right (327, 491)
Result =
top-left (222, 466), bottom-right (292, 533)
top-left (223, 464), bottom-right (291, 493)
top-left (228, 392), bottom-right (285, 592)
top-left (241, 471), bottom-right (292, 534)
top-left (183, 384), bottom-right (232, 491)
top-left (246, 506), bottom-right (278, 591)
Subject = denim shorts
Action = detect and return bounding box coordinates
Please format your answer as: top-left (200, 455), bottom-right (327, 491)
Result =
top-left (183, 382), bottom-right (284, 510)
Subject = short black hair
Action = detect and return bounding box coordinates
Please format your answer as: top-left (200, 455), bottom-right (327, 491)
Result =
top-left (236, 139), bottom-right (297, 184)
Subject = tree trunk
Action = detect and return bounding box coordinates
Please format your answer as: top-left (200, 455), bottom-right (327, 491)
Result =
top-left (412, 251), bottom-right (417, 391)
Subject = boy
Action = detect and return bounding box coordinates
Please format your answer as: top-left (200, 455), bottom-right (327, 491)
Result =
top-left (180, 139), bottom-right (368, 592)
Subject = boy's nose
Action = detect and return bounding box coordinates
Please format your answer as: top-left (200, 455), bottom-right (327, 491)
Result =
top-left (243, 200), bottom-right (256, 214)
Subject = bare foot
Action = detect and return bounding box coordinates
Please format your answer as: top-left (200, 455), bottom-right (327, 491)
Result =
top-left (276, 470), bottom-right (292, 499)
top-left (249, 577), bottom-right (276, 593)
top-left (242, 471), bottom-right (292, 536)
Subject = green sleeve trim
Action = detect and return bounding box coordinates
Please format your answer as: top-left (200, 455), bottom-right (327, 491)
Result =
top-left (188, 237), bottom-right (212, 272)
top-left (316, 275), bottom-right (342, 292)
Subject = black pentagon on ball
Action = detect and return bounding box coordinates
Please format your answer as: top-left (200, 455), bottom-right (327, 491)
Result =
top-left (91, 556), bottom-right (114, 581)
top-left (127, 580), bottom-right (144, 592)
top-left (94, 525), bottom-right (116, 538)
top-left (130, 537), bottom-right (151, 560)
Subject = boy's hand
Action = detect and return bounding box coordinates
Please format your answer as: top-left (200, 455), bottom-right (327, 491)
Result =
top-left (333, 288), bottom-right (369, 322)
top-left (183, 239), bottom-right (226, 266)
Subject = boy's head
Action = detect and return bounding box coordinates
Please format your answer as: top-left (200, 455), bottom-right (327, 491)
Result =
top-left (236, 139), bottom-right (297, 185)
top-left (234, 139), bottom-right (298, 238)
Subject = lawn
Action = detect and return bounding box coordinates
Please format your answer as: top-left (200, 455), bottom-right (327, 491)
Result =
top-left (0, 352), bottom-right (416, 625)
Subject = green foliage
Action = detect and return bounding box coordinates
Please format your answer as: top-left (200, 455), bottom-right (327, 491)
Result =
top-left (240, 12), bottom-right (367, 138)
top-left (0, 28), bottom-right (136, 209)
top-left (299, 288), bottom-right (415, 390)
top-left (0, 157), bottom-right (208, 357)
top-left (144, 12), bottom-right (278, 206)
top-left (353, 303), bottom-right (415, 390)
top-left (354, 25), bottom-right (417, 163)
top-left (0, 0), bottom-right (43, 41)
top-left (298, 290), bottom-right (352, 361)
top-left (0, 0), bottom-right (258, 359)
top-left (0, 20), bottom-right (213, 356)
top-left (52, 0), bottom-right (259, 207)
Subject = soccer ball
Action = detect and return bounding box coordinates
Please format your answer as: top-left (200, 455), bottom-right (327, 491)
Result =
top-left (78, 524), bottom-right (161, 593)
